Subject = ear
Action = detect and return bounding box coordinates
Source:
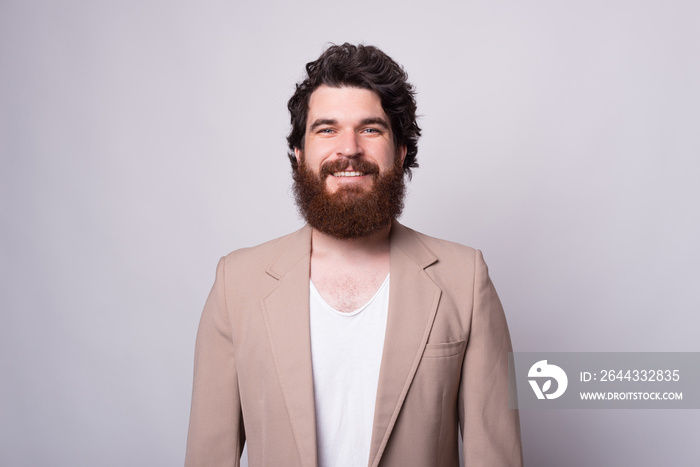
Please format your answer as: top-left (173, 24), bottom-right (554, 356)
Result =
top-left (397, 145), bottom-right (407, 167)
top-left (294, 147), bottom-right (303, 165)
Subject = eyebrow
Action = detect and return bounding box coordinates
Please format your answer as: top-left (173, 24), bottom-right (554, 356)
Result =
top-left (309, 119), bottom-right (337, 132)
top-left (360, 118), bottom-right (390, 130)
top-left (308, 117), bottom-right (391, 133)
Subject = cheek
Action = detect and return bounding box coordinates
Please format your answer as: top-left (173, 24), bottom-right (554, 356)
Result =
top-left (302, 142), bottom-right (332, 166)
top-left (378, 147), bottom-right (400, 169)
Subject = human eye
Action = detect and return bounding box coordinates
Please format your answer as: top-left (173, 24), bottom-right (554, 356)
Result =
top-left (362, 127), bottom-right (382, 135)
top-left (317, 127), bottom-right (335, 134)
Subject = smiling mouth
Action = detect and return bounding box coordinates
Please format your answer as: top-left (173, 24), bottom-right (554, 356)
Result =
top-left (332, 171), bottom-right (366, 177)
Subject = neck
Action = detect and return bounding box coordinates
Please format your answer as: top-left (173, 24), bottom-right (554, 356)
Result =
top-left (311, 223), bottom-right (392, 261)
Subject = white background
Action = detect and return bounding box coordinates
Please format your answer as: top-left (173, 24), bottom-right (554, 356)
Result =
top-left (1, 1), bottom-right (699, 466)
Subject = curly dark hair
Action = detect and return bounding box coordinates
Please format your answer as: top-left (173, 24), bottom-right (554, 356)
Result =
top-left (287, 43), bottom-right (421, 178)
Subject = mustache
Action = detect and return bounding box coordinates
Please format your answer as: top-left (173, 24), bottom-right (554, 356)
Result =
top-left (319, 158), bottom-right (380, 178)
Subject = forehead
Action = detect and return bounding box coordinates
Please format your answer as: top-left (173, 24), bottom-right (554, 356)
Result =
top-left (306, 85), bottom-right (387, 127)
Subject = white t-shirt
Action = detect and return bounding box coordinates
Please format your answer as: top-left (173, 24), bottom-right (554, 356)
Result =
top-left (309, 275), bottom-right (390, 467)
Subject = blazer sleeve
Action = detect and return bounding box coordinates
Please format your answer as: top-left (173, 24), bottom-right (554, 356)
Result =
top-left (458, 250), bottom-right (523, 466)
top-left (185, 257), bottom-right (245, 467)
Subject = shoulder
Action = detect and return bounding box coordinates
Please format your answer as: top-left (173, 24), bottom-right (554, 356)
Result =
top-left (223, 229), bottom-right (295, 264)
top-left (218, 225), bottom-right (311, 278)
top-left (393, 223), bottom-right (492, 289)
top-left (396, 223), bottom-right (479, 264)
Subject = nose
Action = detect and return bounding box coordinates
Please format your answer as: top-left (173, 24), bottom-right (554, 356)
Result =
top-left (337, 131), bottom-right (362, 158)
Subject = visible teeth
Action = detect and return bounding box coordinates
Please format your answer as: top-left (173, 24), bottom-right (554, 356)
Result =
top-left (333, 171), bottom-right (364, 177)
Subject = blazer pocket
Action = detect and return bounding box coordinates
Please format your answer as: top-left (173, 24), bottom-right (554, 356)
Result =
top-left (422, 340), bottom-right (466, 358)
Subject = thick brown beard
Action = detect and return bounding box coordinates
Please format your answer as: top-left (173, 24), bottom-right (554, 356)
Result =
top-left (292, 157), bottom-right (406, 239)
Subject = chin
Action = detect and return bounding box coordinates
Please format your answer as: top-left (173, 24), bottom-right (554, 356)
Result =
top-left (326, 179), bottom-right (373, 193)
top-left (326, 184), bottom-right (368, 198)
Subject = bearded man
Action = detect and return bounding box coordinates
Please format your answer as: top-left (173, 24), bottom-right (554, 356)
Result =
top-left (185, 43), bottom-right (523, 467)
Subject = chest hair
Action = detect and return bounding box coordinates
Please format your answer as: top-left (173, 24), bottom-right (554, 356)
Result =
top-left (313, 270), bottom-right (388, 313)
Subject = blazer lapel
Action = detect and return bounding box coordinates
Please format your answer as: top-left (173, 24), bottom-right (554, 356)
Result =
top-left (261, 225), bottom-right (318, 467)
top-left (368, 221), bottom-right (442, 467)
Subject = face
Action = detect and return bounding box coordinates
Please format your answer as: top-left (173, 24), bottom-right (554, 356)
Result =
top-left (294, 85), bottom-right (407, 194)
top-left (292, 85), bottom-right (408, 239)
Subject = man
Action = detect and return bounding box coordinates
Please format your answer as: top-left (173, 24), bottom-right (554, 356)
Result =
top-left (185, 43), bottom-right (522, 467)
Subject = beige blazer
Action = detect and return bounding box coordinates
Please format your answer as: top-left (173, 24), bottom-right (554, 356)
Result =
top-left (185, 221), bottom-right (522, 467)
